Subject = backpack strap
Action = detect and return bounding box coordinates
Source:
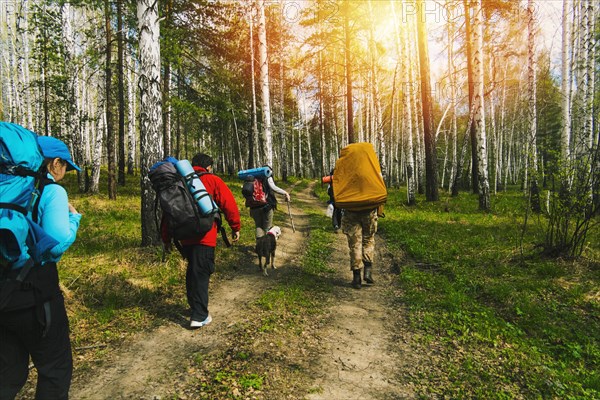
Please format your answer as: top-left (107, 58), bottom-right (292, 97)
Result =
top-left (197, 171), bottom-right (231, 248)
top-left (0, 203), bottom-right (28, 214)
top-left (31, 177), bottom-right (57, 224)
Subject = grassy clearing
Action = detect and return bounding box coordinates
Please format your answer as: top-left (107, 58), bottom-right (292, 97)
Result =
top-left (379, 186), bottom-right (599, 399)
top-left (50, 172), bottom-right (599, 398)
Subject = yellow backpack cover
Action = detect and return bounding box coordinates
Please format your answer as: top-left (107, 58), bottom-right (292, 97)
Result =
top-left (333, 142), bottom-right (387, 211)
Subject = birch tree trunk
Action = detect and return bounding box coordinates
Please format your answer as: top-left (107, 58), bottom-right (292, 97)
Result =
top-left (16, 0), bottom-right (33, 128)
top-left (318, 51), bottom-right (326, 178)
top-left (416, 0), bottom-right (438, 201)
top-left (248, 11), bottom-right (259, 168)
top-left (560, 0), bottom-right (571, 169)
top-left (582, 1), bottom-right (595, 152)
top-left (464, 0), bottom-right (479, 194)
top-left (392, 0), bottom-right (415, 204)
top-left (473, 0), bottom-right (490, 210)
top-left (127, 50), bottom-right (137, 175)
top-left (162, 0), bottom-right (172, 159)
top-left (279, 7), bottom-right (288, 181)
top-left (104, 0), bottom-right (116, 200)
top-left (6, 7), bottom-right (18, 122)
top-left (91, 68), bottom-right (106, 194)
top-left (368, 0), bottom-right (387, 181)
top-left (61, 4), bottom-right (83, 191)
top-left (343, 0), bottom-right (354, 144)
top-left (527, 0), bottom-right (540, 211)
top-left (257, 0), bottom-right (273, 166)
top-left (117, 0), bottom-right (126, 185)
top-left (138, 0), bottom-right (164, 246)
top-left (447, 6), bottom-right (458, 193)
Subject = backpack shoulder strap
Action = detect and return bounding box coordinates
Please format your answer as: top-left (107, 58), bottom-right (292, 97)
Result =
top-left (196, 172), bottom-right (231, 248)
top-left (31, 177), bottom-right (57, 224)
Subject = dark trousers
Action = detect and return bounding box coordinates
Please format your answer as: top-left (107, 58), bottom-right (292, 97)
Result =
top-left (183, 245), bottom-right (215, 321)
top-left (0, 294), bottom-right (72, 400)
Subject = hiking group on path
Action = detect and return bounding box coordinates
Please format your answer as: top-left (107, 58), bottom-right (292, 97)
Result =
top-left (1, 122), bottom-right (387, 399)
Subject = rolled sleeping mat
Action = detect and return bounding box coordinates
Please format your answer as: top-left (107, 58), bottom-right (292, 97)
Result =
top-left (174, 159), bottom-right (219, 215)
top-left (149, 156), bottom-right (178, 173)
top-left (237, 166), bottom-right (272, 180)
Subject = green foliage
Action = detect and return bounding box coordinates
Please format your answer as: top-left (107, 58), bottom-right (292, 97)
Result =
top-left (541, 156), bottom-right (599, 258)
top-left (382, 186), bottom-right (599, 398)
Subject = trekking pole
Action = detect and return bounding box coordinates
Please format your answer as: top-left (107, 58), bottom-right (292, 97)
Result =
top-left (286, 200), bottom-right (296, 232)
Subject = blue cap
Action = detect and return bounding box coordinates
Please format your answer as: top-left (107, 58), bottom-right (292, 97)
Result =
top-left (37, 136), bottom-right (81, 172)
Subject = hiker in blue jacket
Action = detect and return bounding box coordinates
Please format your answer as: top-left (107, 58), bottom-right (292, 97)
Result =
top-left (0, 136), bottom-right (81, 400)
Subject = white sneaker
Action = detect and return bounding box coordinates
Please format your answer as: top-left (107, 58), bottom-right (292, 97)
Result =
top-left (190, 314), bottom-right (212, 329)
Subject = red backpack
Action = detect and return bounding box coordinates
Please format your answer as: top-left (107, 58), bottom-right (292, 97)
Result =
top-left (242, 177), bottom-right (268, 208)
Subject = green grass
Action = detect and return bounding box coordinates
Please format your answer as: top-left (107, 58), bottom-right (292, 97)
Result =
top-left (55, 172), bottom-right (599, 398)
top-left (380, 186), bottom-right (599, 399)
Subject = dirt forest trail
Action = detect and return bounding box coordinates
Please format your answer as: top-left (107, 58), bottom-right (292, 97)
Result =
top-left (67, 182), bottom-right (417, 399)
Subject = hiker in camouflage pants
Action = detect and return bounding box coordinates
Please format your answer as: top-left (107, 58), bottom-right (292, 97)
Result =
top-left (341, 208), bottom-right (378, 289)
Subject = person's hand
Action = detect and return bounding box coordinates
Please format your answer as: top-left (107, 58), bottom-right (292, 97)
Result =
top-left (232, 230), bottom-right (240, 242)
top-left (285, 193), bottom-right (291, 203)
top-left (68, 203), bottom-right (78, 214)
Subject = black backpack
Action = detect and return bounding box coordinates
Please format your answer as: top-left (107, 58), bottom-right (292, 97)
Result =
top-left (149, 162), bottom-right (223, 244)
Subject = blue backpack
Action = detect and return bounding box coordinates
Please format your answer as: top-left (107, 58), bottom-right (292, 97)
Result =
top-left (0, 122), bottom-right (59, 311)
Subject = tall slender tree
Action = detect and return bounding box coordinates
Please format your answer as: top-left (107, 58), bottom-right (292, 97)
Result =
top-left (416, 0), bottom-right (438, 201)
top-left (343, 0), bottom-right (354, 144)
top-left (138, 0), bottom-right (163, 246)
top-left (104, 0), bottom-right (116, 200)
top-left (464, 0), bottom-right (478, 194)
top-left (257, 0), bottom-right (273, 166)
top-left (248, 7), bottom-right (259, 168)
top-left (473, 0), bottom-right (490, 210)
top-left (392, 0), bottom-right (415, 204)
top-left (117, 0), bottom-right (126, 186)
top-left (527, 0), bottom-right (540, 211)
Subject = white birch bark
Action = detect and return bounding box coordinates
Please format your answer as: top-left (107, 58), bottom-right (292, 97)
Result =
top-left (62, 4), bottom-right (83, 179)
top-left (526, 0), bottom-right (540, 210)
top-left (368, 0), bottom-right (386, 180)
top-left (473, 0), bottom-right (490, 210)
top-left (249, 10), bottom-right (260, 167)
top-left (560, 0), bottom-right (572, 165)
top-left (447, 7), bottom-right (458, 193)
top-left (127, 50), bottom-right (137, 174)
top-left (257, 0), bottom-right (273, 167)
top-left (297, 92), bottom-right (303, 176)
top-left (391, 0), bottom-right (415, 203)
top-left (91, 67), bottom-right (106, 194)
top-left (6, 8), bottom-right (18, 122)
top-left (138, 0), bottom-right (163, 245)
top-left (1, 11), bottom-right (10, 120)
top-left (279, 2), bottom-right (288, 178)
top-left (583, 0), bottom-right (595, 151)
top-left (16, 0), bottom-right (32, 128)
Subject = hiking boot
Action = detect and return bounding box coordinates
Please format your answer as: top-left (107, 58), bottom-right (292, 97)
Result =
top-left (363, 262), bottom-right (374, 284)
top-left (190, 314), bottom-right (212, 329)
top-left (352, 269), bottom-right (362, 289)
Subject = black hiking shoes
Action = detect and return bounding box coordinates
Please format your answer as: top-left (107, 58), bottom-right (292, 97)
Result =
top-left (352, 269), bottom-right (362, 289)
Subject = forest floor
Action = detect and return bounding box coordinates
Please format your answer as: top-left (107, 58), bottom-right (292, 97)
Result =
top-left (61, 182), bottom-right (421, 399)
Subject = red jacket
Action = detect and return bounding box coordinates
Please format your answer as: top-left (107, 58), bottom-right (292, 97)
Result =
top-left (161, 166), bottom-right (241, 247)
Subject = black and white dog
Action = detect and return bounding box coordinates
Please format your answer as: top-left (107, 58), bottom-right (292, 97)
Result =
top-left (256, 226), bottom-right (281, 276)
